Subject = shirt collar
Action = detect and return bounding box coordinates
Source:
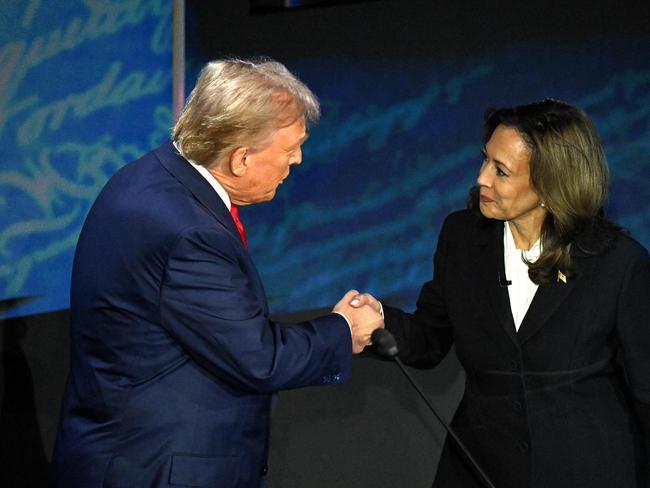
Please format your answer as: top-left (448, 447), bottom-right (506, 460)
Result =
top-left (504, 221), bottom-right (541, 262)
top-left (172, 141), bottom-right (231, 210)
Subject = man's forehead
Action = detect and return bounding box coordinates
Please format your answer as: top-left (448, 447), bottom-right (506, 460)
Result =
top-left (280, 117), bottom-right (306, 138)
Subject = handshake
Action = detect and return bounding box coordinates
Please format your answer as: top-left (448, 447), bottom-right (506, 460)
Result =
top-left (332, 290), bottom-right (384, 354)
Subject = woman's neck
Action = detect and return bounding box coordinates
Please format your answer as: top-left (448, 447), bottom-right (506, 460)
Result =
top-left (508, 210), bottom-right (546, 250)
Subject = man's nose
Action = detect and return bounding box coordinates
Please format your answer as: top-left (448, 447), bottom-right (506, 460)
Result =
top-left (291, 147), bottom-right (302, 165)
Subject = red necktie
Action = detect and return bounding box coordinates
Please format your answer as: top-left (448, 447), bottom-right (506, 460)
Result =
top-left (229, 203), bottom-right (248, 251)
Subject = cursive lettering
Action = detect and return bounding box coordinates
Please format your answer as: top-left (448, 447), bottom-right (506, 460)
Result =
top-left (17, 62), bottom-right (168, 145)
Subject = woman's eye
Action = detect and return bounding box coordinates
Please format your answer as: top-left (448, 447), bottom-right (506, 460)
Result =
top-left (496, 167), bottom-right (507, 177)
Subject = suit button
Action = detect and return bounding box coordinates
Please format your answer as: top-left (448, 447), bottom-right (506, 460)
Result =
top-left (261, 465), bottom-right (269, 475)
top-left (517, 441), bottom-right (529, 453)
top-left (509, 360), bottom-right (520, 372)
top-left (513, 401), bottom-right (523, 412)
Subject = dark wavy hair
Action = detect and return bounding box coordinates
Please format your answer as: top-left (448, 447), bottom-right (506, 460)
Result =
top-left (469, 99), bottom-right (622, 284)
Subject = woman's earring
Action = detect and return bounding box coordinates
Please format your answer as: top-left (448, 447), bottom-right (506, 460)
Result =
top-left (540, 202), bottom-right (546, 208)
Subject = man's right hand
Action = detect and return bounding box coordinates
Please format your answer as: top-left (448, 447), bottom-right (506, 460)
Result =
top-left (333, 290), bottom-right (384, 354)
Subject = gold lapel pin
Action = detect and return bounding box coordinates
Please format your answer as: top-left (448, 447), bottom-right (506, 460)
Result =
top-left (557, 270), bottom-right (567, 283)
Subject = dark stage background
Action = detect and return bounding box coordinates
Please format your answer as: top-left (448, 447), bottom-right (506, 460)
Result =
top-left (1, 0), bottom-right (649, 486)
top-left (186, 0), bottom-right (650, 316)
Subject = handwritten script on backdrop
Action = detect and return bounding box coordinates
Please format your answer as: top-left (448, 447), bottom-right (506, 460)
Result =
top-left (1, 2), bottom-right (649, 317)
top-left (0, 0), bottom-right (172, 315)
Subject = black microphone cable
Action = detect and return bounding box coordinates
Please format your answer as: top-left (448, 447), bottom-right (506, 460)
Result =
top-left (371, 328), bottom-right (497, 488)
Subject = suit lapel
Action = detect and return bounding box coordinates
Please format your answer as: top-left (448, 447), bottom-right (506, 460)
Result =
top-left (471, 218), bottom-right (519, 348)
top-left (153, 142), bottom-right (269, 316)
top-left (470, 216), bottom-right (595, 347)
top-left (516, 252), bottom-right (590, 345)
top-left (154, 141), bottom-right (242, 241)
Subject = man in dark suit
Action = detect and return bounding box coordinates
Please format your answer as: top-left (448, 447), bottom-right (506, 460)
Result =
top-left (51, 58), bottom-right (383, 488)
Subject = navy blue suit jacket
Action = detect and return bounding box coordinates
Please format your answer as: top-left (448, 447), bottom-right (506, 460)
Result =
top-left (52, 141), bottom-right (352, 487)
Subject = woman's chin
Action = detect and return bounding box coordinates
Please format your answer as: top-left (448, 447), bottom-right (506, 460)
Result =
top-left (478, 203), bottom-right (495, 220)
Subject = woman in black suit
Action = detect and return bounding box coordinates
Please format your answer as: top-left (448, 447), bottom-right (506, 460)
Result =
top-left (357, 99), bottom-right (649, 487)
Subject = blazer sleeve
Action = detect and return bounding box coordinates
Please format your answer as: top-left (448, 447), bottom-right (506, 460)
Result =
top-left (383, 216), bottom-right (455, 369)
top-left (158, 225), bottom-right (352, 394)
top-left (616, 241), bottom-right (650, 470)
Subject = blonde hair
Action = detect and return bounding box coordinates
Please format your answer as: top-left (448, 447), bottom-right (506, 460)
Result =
top-left (173, 58), bottom-right (320, 165)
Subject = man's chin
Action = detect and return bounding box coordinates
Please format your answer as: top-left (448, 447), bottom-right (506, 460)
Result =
top-left (234, 189), bottom-right (277, 206)
top-left (257, 190), bottom-right (277, 203)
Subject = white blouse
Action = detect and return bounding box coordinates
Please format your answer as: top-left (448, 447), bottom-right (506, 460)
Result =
top-left (503, 221), bottom-right (541, 331)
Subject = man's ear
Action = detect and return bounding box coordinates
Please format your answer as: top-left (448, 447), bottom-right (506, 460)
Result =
top-left (229, 147), bottom-right (249, 177)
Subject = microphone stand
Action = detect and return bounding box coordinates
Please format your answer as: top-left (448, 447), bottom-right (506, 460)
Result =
top-left (372, 328), bottom-right (497, 488)
top-left (392, 357), bottom-right (497, 488)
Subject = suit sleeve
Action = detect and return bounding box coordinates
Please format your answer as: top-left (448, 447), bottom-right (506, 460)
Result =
top-left (384, 216), bottom-right (455, 369)
top-left (616, 242), bottom-right (650, 474)
top-left (158, 225), bottom-right (352, 394)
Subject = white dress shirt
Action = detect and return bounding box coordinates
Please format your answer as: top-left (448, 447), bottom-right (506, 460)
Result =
top-left (173, 141), bottom-right (231, 210)
top-left (503, 221), bottom-right (541, 331)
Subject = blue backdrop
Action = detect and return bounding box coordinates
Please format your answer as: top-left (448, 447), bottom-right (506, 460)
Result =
top-left (237, 36), bottom-right (650, 312)
top-left (0, 1), bottom-right (172, 317)
top-left (1, 2), bottom-right (648, 318)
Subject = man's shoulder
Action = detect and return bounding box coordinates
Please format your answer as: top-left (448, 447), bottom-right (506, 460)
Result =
top-left (123, 140), bottom-right (175, 173)
top-left (98, 141), bottom-right (170, 191)
top-left (90, 142), bottom-right (210, 231)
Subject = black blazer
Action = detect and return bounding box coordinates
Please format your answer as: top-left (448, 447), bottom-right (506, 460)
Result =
top-left (385, 210), bottom-right (650, 488)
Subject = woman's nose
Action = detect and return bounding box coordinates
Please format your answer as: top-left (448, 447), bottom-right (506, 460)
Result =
top-left (477, 162), bottom-right (491, 187)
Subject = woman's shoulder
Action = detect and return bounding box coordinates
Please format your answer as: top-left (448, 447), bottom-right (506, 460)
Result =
top-left (577, 226), bottom-right (649, 275)
top-left (442, 208), bottom-right (498, 235)
top-left (610, 232), bottom-right (649, 262)
top-left (576, 218), bottom-right (648, 263)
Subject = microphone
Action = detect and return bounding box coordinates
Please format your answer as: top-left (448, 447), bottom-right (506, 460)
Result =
top-left (498, 272), bottom-right (512, 287)
top-left (372, 327), bottom-right (399, 358)
top-left (371, 329), bottom-right (497, 488)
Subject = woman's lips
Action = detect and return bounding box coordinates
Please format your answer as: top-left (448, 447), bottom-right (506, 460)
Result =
top-left (480, 195), bottom-right (494, 203)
